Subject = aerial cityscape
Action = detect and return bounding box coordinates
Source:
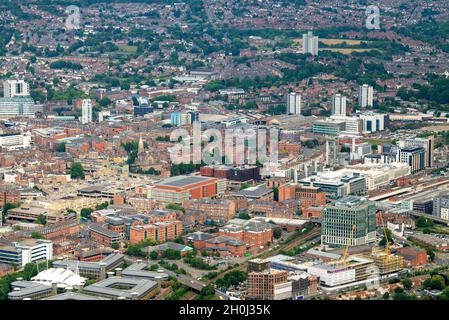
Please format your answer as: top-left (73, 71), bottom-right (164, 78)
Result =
top-left (0, 0), bottom-right (449, 304)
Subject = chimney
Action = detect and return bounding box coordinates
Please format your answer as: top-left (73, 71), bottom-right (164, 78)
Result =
top-left (107, 271), bottom-right (115, 278)
top-left (115, 268), bottom-right (123, 277)
top-left (131, 292), bottom-right (139, 300)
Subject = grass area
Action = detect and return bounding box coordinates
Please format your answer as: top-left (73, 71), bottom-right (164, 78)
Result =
top-left (294, 38), bottom-right (367, 45)
top-left (321, 48), bottom-right (373, 54)
top-left (362, 137), bottom-right (392, 145)
top-left (118, 45), bottom-right (138, 53)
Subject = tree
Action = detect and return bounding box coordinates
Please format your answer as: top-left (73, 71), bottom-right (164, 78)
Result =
top-left (31, 232), bottom-right (44, 239)
top-left (402, 278), bottom-right (413, 290)
top-left (238, 211), bottom-right (251, 220)
top-left (80, 208), bottom-right (93, 220)
top-left (150, 251), bottom-right (158, 260)
top-left (70, 162), bottom-right (85, 179)
top-left (111, 242), bottom-right (120, 250)
top-left (36, 214), bottom-right (46, 225)
top-left (200, 284), bottom-right (215, 297)
top-left (273, 227), bottom-right (282, 239)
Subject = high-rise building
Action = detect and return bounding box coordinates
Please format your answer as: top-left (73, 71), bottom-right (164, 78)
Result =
top-left (399, 136), bottom-right (435, 168)
top-left (331, 93), bottom-right (347, 116)
top-left (3, 80), bottom-right (30, 98)
top-left (286, 92), bottom-right (301, 115)
top-left (433, 196), bottom-right (449, 220)
top-left (81, 99), bottom-right (93, 124)
top-left (359, 112), bottom-right (387, 133)
top-left (302, 31), bottom-right (319, 56)
top-left (321, 196), bottom-right (377, 247)
top-left (398, 146), bottom-right (425, 174)
top-left (358, 84), bottom-right (373, 108)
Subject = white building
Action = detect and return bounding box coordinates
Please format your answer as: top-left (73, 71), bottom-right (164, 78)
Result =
top-left (359, 113), bottom-right (386, 133)
top-left (13, 239), bottom-right (53, 266)
top-left (358, 84), bottom-right (373, 108)
top-left (286, 92), bottom-right (301, 115)
top-left (331, 94), bottom-right (347, 116)
top-left (3, 80), bottom-right (30, 98)
top-left (31, 268), bottom-right (87, 289)
top-left (0, 132), bottom-right (31, 150)
top-left (330, 115), bottom-right (361, 134)
top-left (302, 31), bottom-right (319, 56)
top-left (80, 99), bottom-right (93, 124)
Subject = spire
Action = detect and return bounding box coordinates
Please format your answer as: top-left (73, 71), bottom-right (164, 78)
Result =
top-left (138, 134), bottom-right (144, 154)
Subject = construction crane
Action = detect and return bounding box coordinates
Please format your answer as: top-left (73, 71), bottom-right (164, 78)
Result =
top-left (342, 225), bottom-right (356, 267)
top-left (379, 212), bottom-right (390, 263)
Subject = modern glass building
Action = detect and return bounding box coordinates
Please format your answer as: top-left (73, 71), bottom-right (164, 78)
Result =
top-left (0, 96), bottom-right (35, 117)
top-left (321, 196), bottom-right (377, 247)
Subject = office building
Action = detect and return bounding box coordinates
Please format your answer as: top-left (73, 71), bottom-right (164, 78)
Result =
top-left (0, 132), bottom-right (32, 150)
top-left (0, 96), bottom-right (35, 117)
top-left (299, 172), bottom-right (366, 199)
top-left (433, 196), bottom-right (449, 220)
top-left (321, 196), bottom-right (376, 247)
top-left (331, 94), bottom-right (347, 116)
top-left (398, 146), bottom-right (425, 174)
top-left (312, 120), bottom-right (346, 136)
top-left (359, 113), bottom-right (387, 133)
top-left (399, 136), bottom-right (435, 168)
top-left (0, 239), bottom-right (53, 266)
top-left (134, 104), bottom-right (153, 117)
top-left (3, 80), bottom-right (29, 97)
top-left (358, 84), bottom-right (373, 108)
top-left (302, 31), bottom-right (319, 56)
top-left (148, 175), bottom-right (226, 204)
top-left (81, 99), bottom-right (93, 124)
top-left (247, 269), bottom-right (291, 300)
top-left (286, 92), bottom-right (301, 115)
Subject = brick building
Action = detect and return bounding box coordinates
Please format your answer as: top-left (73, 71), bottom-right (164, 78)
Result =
top-left (129, 220), bottom-right (183, 244)
top-left (183, 198), bottom-right (236, 224)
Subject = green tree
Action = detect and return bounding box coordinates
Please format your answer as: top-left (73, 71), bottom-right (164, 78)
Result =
top-left (31, 232), bottom-right (44, 239)
top-left (80, 208), bottom-right (93, 219)
top-left (149, 251), bottom-right (158, 260)
top-left (70, 162), bottom-right (85, 179)
top-left (402, 278), bottom-right (413, 290)
top-left (36, 214), bottom-right (46, 225)
top-left (273, 227), bottom-right (282, 239)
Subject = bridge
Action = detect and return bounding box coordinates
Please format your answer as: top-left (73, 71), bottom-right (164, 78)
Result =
top-left (409, 211), bottom-right (449, 226)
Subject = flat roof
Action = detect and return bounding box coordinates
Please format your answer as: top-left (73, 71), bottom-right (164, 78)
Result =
top-left (155, 175), bottom-right (214, 188)
top-left (83, 276), bottom-right (158, 299)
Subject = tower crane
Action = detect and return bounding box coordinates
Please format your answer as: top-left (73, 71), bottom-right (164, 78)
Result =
top-left (379, 212), bottom-right (390, 263)
top-left (342, 225), bottom-right (356, 267)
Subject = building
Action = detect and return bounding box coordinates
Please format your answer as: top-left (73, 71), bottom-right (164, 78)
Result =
top-left (218, 220), bottom-right (273, 252)
top-left (331, 94), bottom-right (347, 116)
top-left (200, 165), bottom-right (260, 182)
top-left (395, 246), bottom-right (428, 266)
top-left (302, 31), bottom-right (318, 56)
top-left (433, 196), bottom-right (449, 220)
top-left (312, 120), bottom-right (345, 136)
top-left (307, 255), bottom-right (375, 289)
top-left (3, 80), bottom-right (30, 97)
top-left (358, 84), bottom-right (373, 108)
top-left (299, 171), bottom-right (366, 198)
top-left (399, 136), bottom-right (435, 168)
top-left (52, 253), bottom-right (124, 280)
top-left (286, 92), bottom-right (301, 115)
top-left (81, 99), bottom-right (93, 124)
top-left (148, 175), bottom-right (226, 204)
top-left (0, 96), bottom-right (35, 117)
top-left (129, 220), bottom-right (183, 244)
top-left (247, 269), bottom-right (291, 300)
top-left (0, 239), bottom-right (53, 266)
top-left (83, 276), bottom-right (159, 300)
top-left (321, 196), bottom-right (376, 247)
top-left (0, 133), bottom-right (32, 150)
top-left (134, 104), bottom-right (153, 117)
top-left (359, 113), bottom-right (387, 133)
top-left (398, 146), bottom-right (425, 174)
top-left (183, 198), bottom-right (236, 224)
top-left (88, 223), bottom-right (121, 247)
